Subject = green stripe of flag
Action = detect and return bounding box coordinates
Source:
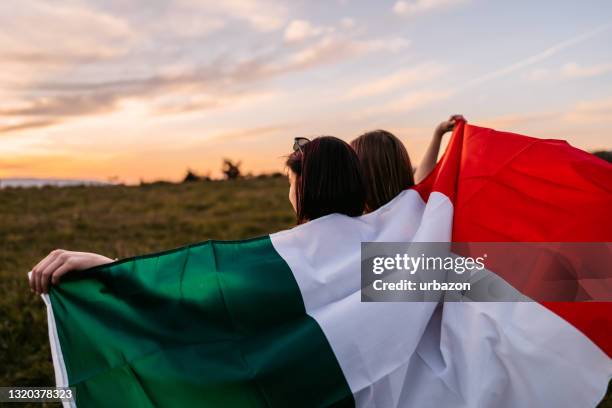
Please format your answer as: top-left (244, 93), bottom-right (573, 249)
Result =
top-left (49, 236), bottom-right (354, 407)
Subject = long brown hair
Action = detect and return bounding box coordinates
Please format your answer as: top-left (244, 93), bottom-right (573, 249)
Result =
top-left (351, 130), bottom-right (414, 212)
top-left (286, 136), bottom-right (365, 224)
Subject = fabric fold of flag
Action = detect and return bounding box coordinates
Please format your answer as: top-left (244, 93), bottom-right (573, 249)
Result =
top-left (40, 121), bottom-right (612, 408)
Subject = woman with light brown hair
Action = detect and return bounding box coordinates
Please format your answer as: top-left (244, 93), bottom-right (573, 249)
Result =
top-left (351, 115), bottom-right (464, 212)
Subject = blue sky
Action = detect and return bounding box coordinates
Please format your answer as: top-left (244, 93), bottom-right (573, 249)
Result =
top-left (1, 0), bottom-right (611, 182)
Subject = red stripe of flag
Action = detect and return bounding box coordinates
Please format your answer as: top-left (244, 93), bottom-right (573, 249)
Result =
top-left (413, 120), bottom-right (612, 357)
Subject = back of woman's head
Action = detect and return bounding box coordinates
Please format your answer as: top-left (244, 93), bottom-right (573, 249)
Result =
top-left (286, 136), bottom-right (365, 224)
top-left (351, 130), bottom-right (414, 212)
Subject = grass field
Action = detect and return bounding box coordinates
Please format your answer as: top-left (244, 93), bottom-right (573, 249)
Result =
top-left (0, 177), bottom-right (294, 407)
top-left (0, 177), bottom-right (609, 407)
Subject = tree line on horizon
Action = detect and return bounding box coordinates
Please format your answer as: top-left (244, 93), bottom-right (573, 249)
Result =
top-left (178, 150), bottom-right (612, 185)
top-left (180, 159), bottom-right (284, 184)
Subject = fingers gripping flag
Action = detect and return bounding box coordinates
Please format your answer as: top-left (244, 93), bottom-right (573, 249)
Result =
top-left (39, 121), bottom-right (612, 407)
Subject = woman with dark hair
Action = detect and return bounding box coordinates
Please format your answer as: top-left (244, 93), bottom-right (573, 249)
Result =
top-left (29, 136), bottom-right (366, 293)
top-left (287, 136), bottom-right (365, 224)
top-left (351, 115), bottom-right (464, 213)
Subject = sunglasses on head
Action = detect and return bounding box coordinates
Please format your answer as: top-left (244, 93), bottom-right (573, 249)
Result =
top-left (293, 137), bottom-right (310, 153)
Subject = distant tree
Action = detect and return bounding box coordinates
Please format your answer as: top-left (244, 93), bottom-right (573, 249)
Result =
top-left (255, 172), bottom-right (284, 179)
top-left (222, 159), bottom-right (242, 180)
top-left (593, 150), bottom-right (612, 163)
top-left (183, 169), bottom-right (202, 183)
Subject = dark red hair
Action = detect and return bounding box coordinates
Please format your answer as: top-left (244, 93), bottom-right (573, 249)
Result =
top-left (286, 136), bottom-right (365, 224)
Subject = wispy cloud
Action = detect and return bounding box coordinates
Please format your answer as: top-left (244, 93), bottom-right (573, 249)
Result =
top-left (387, 89), bottom-right (452, 111)
top-left (0, 119), bottom-right (61, 134)
top-left (360, 89), bottom-right (453, 116)
top-left (281, 33), bottom-right (408, 71)
top-left (0, 1), bottom-right (134, 65)
top-left (344, 62), bottom-right (448, 100)
top-left (284, 20), bottom-right (327, 43)
top-left (393, 0), bottom-right (469, 16)
top-left (527, 61), bottom-right (612, 81)
top-left (0, 9), bottom-right (409, 134)
top-left (340, 17), bottom-right (355, 29)
top-left (11, 33), bottom-right (402, 103)
top-left (482, 96), bottom-right (612, 129)
top-left (524, 68), bottom-right (550, 81)
top-left (459, 23), bottom-right (612, 89)
top-left (207, 124), bottom-right (294, 141)
top-left (561, 61), bottom-right (612, 78)
top-left (565, 97), bottom-right (612, 124)
top-left (482, 112), bottom-right (559, 129)
top-left (153, 91), bottom-right (281, 115)
top-left (0, 94), bottom-right (118, 117)
top-left (174, 0), bottom-right (289, 32)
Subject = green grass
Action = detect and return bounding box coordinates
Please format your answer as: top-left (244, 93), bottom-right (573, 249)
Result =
top-left (0, 177), bottom-right (609, 407)
top-left (0, 177), bottom-right (294, 407)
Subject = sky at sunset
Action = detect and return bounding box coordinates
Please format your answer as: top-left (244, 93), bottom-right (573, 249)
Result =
top-left (1, 0), bottom-right (611, 183)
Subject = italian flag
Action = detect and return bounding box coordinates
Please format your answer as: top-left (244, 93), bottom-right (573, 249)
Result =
top-left (40, 121), bottom-right (611, 407)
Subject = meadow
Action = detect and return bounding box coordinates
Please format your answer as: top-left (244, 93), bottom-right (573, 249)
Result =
top-left (0, 177), bottom-right (294, 407)
top-left (0, 177), bottom-right (609, 407)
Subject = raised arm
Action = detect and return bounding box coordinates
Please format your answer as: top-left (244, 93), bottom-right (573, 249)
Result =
top-left (29, 249), bottom-right (114, 294)
top-left (414, 115), bottom-right (464, 184)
